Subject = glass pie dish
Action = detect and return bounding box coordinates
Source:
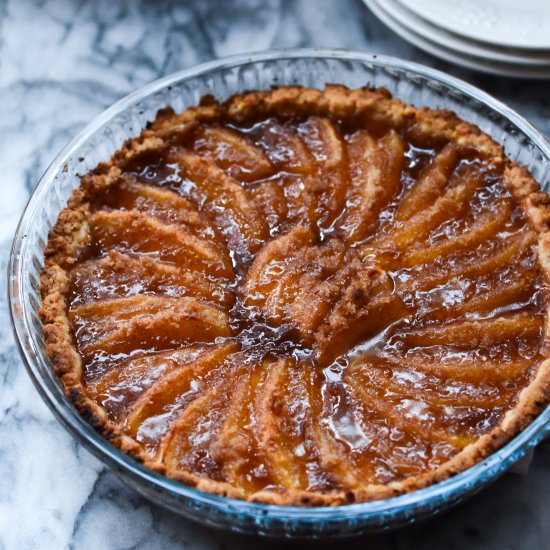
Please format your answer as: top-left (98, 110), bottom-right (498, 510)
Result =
top-left (8, 49), bottom-right (550, 539)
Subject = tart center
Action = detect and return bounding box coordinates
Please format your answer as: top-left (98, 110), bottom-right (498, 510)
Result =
top-left (234, 232), bottom-right (401, 367)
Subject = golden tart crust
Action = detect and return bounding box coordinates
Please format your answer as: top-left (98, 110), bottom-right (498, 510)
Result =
top-left (41, 85), bottom-right (550, 506)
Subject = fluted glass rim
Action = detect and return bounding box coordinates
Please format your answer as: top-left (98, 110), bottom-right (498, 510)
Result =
top-left (8, 49), bottom-right (550, 532)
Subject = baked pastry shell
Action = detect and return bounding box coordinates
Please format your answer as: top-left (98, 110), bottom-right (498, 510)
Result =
top-left (9, 50), bottom-right (550, 539)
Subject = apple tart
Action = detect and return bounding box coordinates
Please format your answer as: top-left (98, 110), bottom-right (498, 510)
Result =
top-left (40, 85), bottom-right (550, 506)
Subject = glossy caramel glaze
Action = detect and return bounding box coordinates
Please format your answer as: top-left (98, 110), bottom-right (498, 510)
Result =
top-left (41, 86), bottom-right (550, 505)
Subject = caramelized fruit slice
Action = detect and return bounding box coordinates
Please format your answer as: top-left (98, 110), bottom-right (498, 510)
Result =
top-left (396, 143), bottom-right (460, 221)
top-left (89, 210), bottom-right (232, 277)
top-left (243, 226), bottom-right (315, 321)
top-left (338, 129), bottom-right (405, 242)
top-left (71, 295), bottom-right (231, 359)
top-left (348, 357), bottom-right (512, 409)
top-left (70, 250), bottom-right (233, 308)
top-left (396, 312), bottom-right (541, 349)
top-left (85, 344), bottom-right (212, 419)
top-left (305, 366), bottom-right (363, 489)
top-left (347, 366), bottom-right (473, 460)
top-left (353, 374), bottom-right (498, 443)
top-left (124, 341), bottom-right (239, 450)
top-left (251, 120), bottom-right (323, 228)
top-left (99, 178), bottom-right (219, 239)
top-left (402, 199), bottom-right (512, 266)
top-left (193, 125), bottom-right (273, 181)
top-left (378, 354), bottom-right (534, 385)
top-left (252, 119), bottom-right (314, 174)
top-left (71, 293), bottom-right (186, 321)
top-left (209, 364), bottom-right (268, 493)
top-left (247, 179), bottom-right (288, 236)
top-left (172, 151), bottom-right (269, 256)
top-left (255, 358), bottom-right (309, 490)
top-left (296, 116), bottom-right (349, 228)
top-left (161, 360), bottom-right (248, 479)
top-left (411, 269), bottom-right (538, 322)
top-left (399, 229), bottom-right (536, 292)
top-left (385, 163), bottom-right (484, 250)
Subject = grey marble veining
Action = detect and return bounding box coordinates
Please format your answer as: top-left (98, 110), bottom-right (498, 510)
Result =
top-left (0, 1), bottom-right (549, 549)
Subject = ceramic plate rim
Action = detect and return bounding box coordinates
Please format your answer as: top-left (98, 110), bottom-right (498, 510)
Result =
top-left (399, 0), bottom-right (550, 50)
top-left (365, 0), bottom-right (550, 78)
top-left (376, 0), bottom-right (550, 66)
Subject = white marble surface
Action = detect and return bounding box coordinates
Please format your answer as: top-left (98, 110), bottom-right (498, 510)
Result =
top-left (1, 1), bottom-right (549, 548)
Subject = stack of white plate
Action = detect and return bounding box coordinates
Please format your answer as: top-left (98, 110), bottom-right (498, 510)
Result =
top-left (364, 0), bottom-right (550, 78)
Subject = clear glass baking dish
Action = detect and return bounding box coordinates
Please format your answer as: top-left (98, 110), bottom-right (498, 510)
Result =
top-left (8, 49), bottom-right (550, 540)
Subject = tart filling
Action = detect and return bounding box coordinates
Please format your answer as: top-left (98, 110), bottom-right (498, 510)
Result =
top-left (41, 85), bottom-right (550, 506)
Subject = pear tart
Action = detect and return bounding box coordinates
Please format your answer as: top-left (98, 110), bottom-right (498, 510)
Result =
top-left (41, 86), bottom-right (550, 506)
